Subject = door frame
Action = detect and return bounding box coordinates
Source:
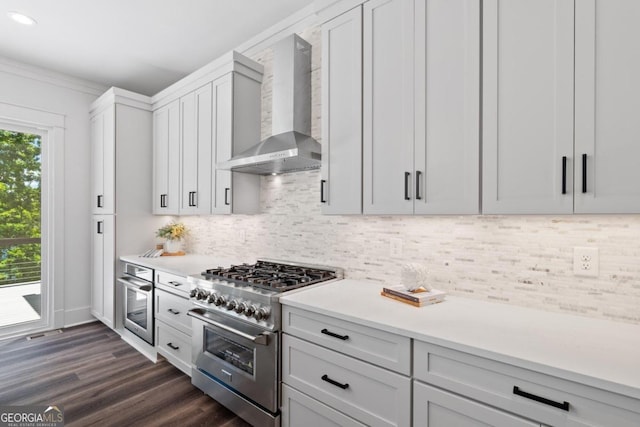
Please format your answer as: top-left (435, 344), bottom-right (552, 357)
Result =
top-left (0, 103), bottom-right (64, 339)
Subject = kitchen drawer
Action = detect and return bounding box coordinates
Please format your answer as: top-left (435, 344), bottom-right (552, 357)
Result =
top-left (282, 306), bottom-right (410, 375)
top-left (282, 384), bottom-right (366, 427)
top-left (155, 288), bottom-right (192, 335)
top-left (156, 321), bottom-right (191, 376)
top-left (413, 380), bottom-right (539, 427)
top-left (155, 270), bottom-right (189, 296)
top-left (414, 340), bottom-right (640, 427)
top-left (282, 334), bottom-right (410, 427)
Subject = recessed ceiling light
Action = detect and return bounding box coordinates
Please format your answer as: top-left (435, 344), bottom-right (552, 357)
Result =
top-left (8, 11), bottom-right (37, 26)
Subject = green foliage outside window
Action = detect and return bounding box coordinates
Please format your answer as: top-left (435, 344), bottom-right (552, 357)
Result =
top-left (0, 129), bottom-right (41, 286)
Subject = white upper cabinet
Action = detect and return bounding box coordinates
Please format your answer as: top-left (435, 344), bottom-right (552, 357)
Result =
top-left (482, 0), bottom-right (575, 214)
top-left (211, 73), bottom-right (262, 215)
top-left (356, 0), bottom-right (480, 215)
top-left (321, 5), bottom-right (363, 215)
top-left (575, 0), bottom-right (640, 213)
top-left (153, 99), bottom-right (180, 215)
top-left (414, 0), bottom-right (480, 214)
top-left (179, 84), bottom-right (213, 215)
top-left (152, 52), bottom-right (262, 216)
top-left (362, 0), bottom-right (415, 215)
top-left (91, 105), bottom-right (115, 214)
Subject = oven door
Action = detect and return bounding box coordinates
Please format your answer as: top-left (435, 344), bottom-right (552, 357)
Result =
top-left (188, 308), bottom-right (278, 413)
top-left (118, 276), bottom-right (153, 345)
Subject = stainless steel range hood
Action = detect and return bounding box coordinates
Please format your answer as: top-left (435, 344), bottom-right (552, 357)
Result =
top-left (217, 34), bottom-right (321, 175)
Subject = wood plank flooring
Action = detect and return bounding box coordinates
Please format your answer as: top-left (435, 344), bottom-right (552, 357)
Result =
top-left (0, 322), bottom-right (250, 427)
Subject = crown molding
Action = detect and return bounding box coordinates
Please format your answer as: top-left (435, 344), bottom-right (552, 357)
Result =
top-left (0, 56), bottom-right (108, 97)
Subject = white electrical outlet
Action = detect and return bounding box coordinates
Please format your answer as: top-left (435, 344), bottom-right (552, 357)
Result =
top-left (573, 247), bottom-right (599, 277)
top-left (390, 238), bottom-right (403, 258)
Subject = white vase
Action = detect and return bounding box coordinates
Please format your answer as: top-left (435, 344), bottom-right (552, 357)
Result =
top-left (164, 239), bottom-right (183, 254)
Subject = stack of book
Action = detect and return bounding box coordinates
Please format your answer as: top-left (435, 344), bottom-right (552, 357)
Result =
top-left (381, 285), bottom-right (446, 307)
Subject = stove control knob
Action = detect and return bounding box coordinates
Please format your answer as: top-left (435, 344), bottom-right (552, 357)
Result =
top-left (226, 299), bottom-right (238, 311)
top-left (213, 295), bottom-right (226, 306)
top-left (235, 302), bottom-right (248, 314)
top-left (253, 307), bottom-right (270, 321)
top-left (207, 293), bottom-right (217, 304)
top-left (189, 289), bottom-right (198, 298)
top-left (197, 290), bottom-right (209, 300)
top-left (245, 305), bottom-right (256, 317)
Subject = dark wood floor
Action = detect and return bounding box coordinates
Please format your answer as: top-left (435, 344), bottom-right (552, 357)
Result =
top-left (0, 322), bottom-right (250, 427)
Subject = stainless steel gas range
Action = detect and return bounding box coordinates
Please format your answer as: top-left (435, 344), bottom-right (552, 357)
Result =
top-left (187, 259), bottom-right (343, 426)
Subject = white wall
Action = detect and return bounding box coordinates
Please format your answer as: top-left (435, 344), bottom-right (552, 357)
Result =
top-left (0, 57), bottom-right (106, 327)
top-left (181, 26), bottom-right (640, 325)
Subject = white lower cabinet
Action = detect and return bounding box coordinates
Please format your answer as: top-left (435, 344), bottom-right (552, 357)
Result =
top-left (282, 384), bottom-right (366, 427)
top-left (282, 308), bottom-right (411, 427)
top-left (154, 271), bottom-right (192, 376)
top-left (414, 340), bottom-right (640, 427)
top-left (414, 381), bottom-right (540, 427)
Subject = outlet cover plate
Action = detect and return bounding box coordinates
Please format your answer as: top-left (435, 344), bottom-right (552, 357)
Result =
top-left (573, 247), bottom-right (599, 277)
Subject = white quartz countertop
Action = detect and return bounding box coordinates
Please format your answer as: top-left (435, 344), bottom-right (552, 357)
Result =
top-left (279, 279), bottom-right (640, 400)
top-left (120, 254), bottom-right (246, 277)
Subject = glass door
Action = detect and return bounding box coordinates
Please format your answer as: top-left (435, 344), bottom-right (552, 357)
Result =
top-left (0, 126), bottom-right (45, 333)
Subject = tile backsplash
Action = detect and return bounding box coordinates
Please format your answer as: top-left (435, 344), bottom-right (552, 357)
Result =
top-left (181, 26), bottom-right (640, 324)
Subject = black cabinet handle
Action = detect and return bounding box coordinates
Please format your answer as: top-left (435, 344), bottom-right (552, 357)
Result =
top-left (97, 195), bottom-right (103, 208)
top-left (404, 172), bottom-right (411, 201)
top-left (188, 191), bottom-right (197, 207)
top-left (562, 156), bottom-right (567, 195)
top-left (224, 188), bottom-right (230, 206)
top-left (582, 153), bottom-right (587, 193)
top-left (97, 221), bottom-right (104, 234)
top-left (167, 342), bottom-right (179, 351)
top-left (320, 179), bottom-right (327, 203)
top-left (416, 171), bottom-right (422, 200)
top-left (188, 192), bottom-right (192, 207)
top-left (160, 194), bottom-right (167, 208)
top-left (513, 386), bottom-right (569, 411)
top-left (167, 308), bottom-right (180, 315)
top-left (168, 281), bottom-right (182, 287)
top-left (321, 374), bottom-right (349, 390)
top-left (321, 328), bottom-right (349, 341)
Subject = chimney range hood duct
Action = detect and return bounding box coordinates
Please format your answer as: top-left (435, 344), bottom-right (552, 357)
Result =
top-left (217, 34), bottom-right (321, 175)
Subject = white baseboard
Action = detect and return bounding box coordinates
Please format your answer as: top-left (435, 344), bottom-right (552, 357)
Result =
top-left (63, 305), bottom-right (93, 327)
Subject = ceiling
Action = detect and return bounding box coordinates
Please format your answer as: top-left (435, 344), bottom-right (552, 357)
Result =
top-left (0, 0), bottom-right (314, 96)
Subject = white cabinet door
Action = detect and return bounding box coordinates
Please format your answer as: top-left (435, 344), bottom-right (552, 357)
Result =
top-left (179, 84), bottom-right (212, 215)
top-left (211, 74), bottom-right (233, 214)
top-left (152, 100), bottom-right (180, 214)
top-left (414, 381), bottom-right (540, 427)
top-left (575, 0), bottom-right (640, 213)
top-left (414, 0), bottom-right (480, 214)
top-left (91, 106), bottom-right (115, 214)
top-left (321, 5), bottom-right (363, 215)
top-left (91, 215), bottom-right (115, 328)
top-left (211, 73), bottom-right (261, 214)
top-left (482, 0), bottom-right (574, 214)
top-left (363, 0), bottom-right (415, 214)
top-left (282, 384), bottom-right (366, 427)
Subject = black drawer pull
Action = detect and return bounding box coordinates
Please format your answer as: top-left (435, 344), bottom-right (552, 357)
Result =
top-left (224, 188), bottom-right (230, 206)
top-left (160, 194), bottom-right (167, 208)
top-left (167, 308), bottom-right (180, 315)
top-left (513, 386), bottom-right (569, 411)
top-left (321, 328), bottom-right (349, 341)
top-left (415, 171), bottom-right (422, 200)
top-left (404, 172), bottom-right (411, 200)
top-left (582, 153), bottom-right (587, 193)
top-left (321, 374), bottom-right (349, 390)
top-left (167, 342), bottom-right (179, 350)
top-left (561, 156), bottom-right (567, 195)
top-left (320, 179), bottom-right (327, 203)
top-left (97, 195), bottom-right (103, 208)
top-left (168, 281), bottom-right (182, 287)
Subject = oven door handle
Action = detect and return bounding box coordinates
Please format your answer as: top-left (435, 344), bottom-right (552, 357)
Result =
top-left (188, 308), bottom-right (269, 345)
top-left (118, 277), bottom-right (152, 292)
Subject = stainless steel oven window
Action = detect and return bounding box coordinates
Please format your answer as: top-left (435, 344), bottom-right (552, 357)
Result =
top-left (204, 327), bottom-right (256, 377)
